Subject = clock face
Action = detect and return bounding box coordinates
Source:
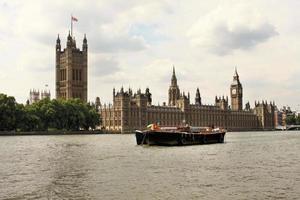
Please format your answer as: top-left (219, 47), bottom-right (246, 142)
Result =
top-left (232, 88), bottom-right (236, 95)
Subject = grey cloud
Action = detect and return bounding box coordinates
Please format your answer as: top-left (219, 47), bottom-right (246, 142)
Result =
top-left (30, 64), bottom-right (53, 72)
top-left (243, 78), bottom-right (271, 88)
top-left (90, 57), bottom-right (120, 76)
top-left (89, 34), bottom-right (146, 53)
top-left (38, 31), bottom-right (146, 54)
top-left (13, 1), bottom-right (148, 53)
top-left (35, 34), bottom-right (55, 46)
top-left (211, 23), bottom-right (278, 55)
top-left (286, 71), bottom-right (300, 90)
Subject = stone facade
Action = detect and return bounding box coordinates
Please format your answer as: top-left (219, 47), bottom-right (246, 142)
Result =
top-left (29, 89), bottom-right (51, 104)
top-left (41, 90), bottom-right (51, 100)
top-left (55, 33), bottom-right (88, 102)
top-left (29, 89), bottom-right (40, 104)
top-left (101, 69), bottom-right (275, 133)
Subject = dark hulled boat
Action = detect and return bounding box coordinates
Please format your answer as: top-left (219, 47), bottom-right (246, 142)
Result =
top-left (135, 126), bottom-right (226, 146)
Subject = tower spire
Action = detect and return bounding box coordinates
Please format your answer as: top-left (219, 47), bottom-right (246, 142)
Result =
top-left (171, 65), bottom-right (177, 86)
top-left (168, 65), bottom-right (180, 106)
top-left (173, 65), bottom-right (175, 76)
top-left (56, 34), bottom-right (61, 51)
top-left (195, 87), bottom-right (201, 105)
top-left (83, 33), bottom-right (88, 51)
top-left (234, 66), bottom-right (239, 78)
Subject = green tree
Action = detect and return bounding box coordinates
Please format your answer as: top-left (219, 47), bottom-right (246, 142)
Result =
top-left (296, 116), bottom-right (300, 125)
top-left (51, 99), bottom-right (66, 130)
top-left (37, 98), bottom-right (56, 130)
top-left (24, 103), bottom-right (43, 131)
top-left (0, 94), bottom-right (18, 131)
top-left (286, 115), bottom-right (296, 125)
top-left (1, 93), bottom-right (101, 132)
top-left (82, 103), bottom-right (100, 130)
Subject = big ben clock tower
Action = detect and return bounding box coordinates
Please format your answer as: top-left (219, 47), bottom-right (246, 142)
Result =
top-left (230, 68), bottom-right (243, 111)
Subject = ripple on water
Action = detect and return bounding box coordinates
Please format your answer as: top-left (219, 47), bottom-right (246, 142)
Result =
top-left (0, 132), bottom-right (299, 199)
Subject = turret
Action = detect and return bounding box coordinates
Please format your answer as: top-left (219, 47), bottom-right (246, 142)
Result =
top-left (195, 88), bottom-right (202, 105)
top-left (41, 90), bottom-right (51, 100)
top-left (56, 34), bottom-right (61, 51)
top-left (67, 31), bottom-right (72, 48)
top-left (95, 97), bottom-right (101, 111)
top-left (245, 101), bottom-right (251, 111)
top-left (113, 87), bottom-right (116, 101)
top-left (82, 34), bottom-right (88, 52)
top-left (215, 95), bottom-right (228, 110)
top-left (137, 88), bottom-right (141, 95)
top-left (73, 37), bottom-right (76, 48)
top-left (145, 87), bottom-right (152, 105)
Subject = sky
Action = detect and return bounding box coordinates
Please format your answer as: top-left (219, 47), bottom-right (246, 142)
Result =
top-left (0, 0), bottom-right (299, 110)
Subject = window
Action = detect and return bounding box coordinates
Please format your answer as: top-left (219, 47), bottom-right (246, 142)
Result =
top-left (79, 70), bottom-right (82, 81)
top-left (62, 69), bottom-right (66, 81)
top-left (60, 69), bottom-right (66, 81)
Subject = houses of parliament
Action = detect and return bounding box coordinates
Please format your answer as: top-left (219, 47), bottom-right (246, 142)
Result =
top-left (101, 68), bottom-right (275, 133)
top-left (54, 32), bottom-right (275, 133)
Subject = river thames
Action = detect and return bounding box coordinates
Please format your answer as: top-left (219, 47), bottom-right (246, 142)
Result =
top-left (0, 131), bottom-right (299, 200)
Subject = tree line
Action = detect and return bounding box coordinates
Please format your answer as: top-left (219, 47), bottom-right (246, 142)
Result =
top-left (0, 93), bottom-right (100, 131)
top-left (285, 114), bottom-right (300, 125)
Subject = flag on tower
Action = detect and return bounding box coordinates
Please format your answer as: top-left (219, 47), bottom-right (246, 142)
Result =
top-left (71, 16), bottom-right (78, 22)
top-left (71, 15), bottom-right (78, 37)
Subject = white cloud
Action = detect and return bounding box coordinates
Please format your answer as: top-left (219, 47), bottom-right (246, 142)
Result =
top-left (187, 2), bottom-right (278, 55)
top-left (90, 34), bottom-right (147, 53)
top-left (90, 55), bottom-right (120, 76)
top-left (0, 0), bottom-right (300, 109)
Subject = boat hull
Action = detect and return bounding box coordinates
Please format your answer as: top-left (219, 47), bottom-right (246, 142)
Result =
top-left (135, 130), bottom-right (226, 146)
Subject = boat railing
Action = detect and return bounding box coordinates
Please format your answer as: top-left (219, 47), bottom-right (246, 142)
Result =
top-left (146, 124), bottom-right (225, 134)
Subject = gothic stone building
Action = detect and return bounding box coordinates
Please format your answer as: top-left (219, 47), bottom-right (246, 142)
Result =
top-left (101, 68), bottom-right (275, 133)
top-left (29, 89), bottom-right (51, 104)
top-left (55, 33), bottom-right (88, 102)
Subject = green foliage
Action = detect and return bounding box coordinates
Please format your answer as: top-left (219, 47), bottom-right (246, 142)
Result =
top-left (0, 93), bottom-right (101, 131)
top-left (285, 114), bottom-right (300, 125)
top-left (296, 116), bottom-right (300, 125)
top-left (0, 94), bottom-right (18, 131)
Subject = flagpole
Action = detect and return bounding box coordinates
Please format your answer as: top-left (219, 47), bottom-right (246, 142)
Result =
top-left (71, 15), bottom-right (73, 37)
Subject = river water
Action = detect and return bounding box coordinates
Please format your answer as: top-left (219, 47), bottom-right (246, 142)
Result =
top-left (0, 131), bottom-right (299, 200)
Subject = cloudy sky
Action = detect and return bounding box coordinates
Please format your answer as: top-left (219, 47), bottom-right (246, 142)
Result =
top-left (0, 0), bottom-right (299, 109)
